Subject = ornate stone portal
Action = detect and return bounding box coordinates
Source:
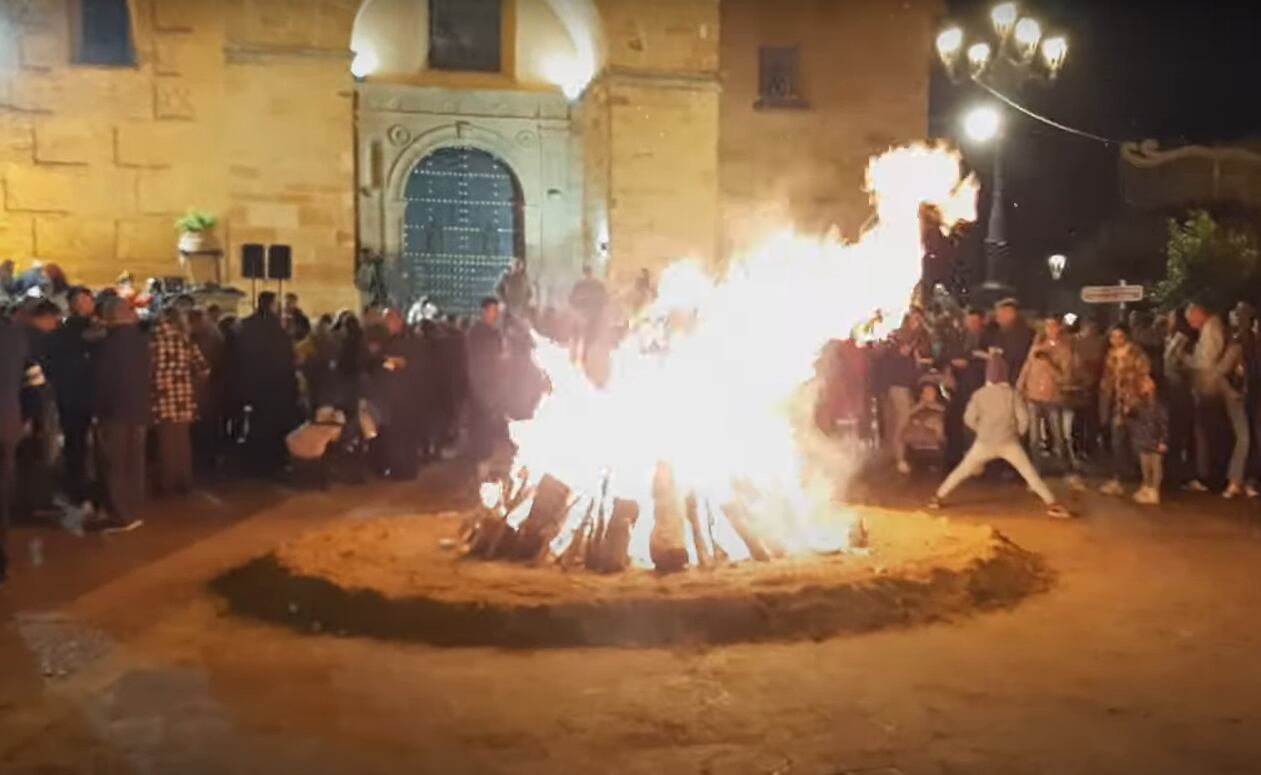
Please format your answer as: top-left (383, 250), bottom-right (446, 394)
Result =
top-left (356, 82), bottom-right (583, 309)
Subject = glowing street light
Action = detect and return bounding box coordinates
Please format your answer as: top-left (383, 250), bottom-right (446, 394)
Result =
top-left (936, 27), bottom-right (964, 65)
top-left (933, 3), bottom-right (1070, 296)
top-left (967, 42), bottom-right (992, 73)
top-left (991, 2), bottom-right (1018, 38)
top-left (1041, 35), bottom-right (1068, 76)
top-left (963, 105), bottom-right (1002, 144)
top-left (1047, 253), bottom-right (1067, 280)
top-left (1013, 17), bottom-right (1043, 58)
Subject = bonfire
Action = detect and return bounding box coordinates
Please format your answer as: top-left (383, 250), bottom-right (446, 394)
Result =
top-left (464, 143), bottom-right (978, 573)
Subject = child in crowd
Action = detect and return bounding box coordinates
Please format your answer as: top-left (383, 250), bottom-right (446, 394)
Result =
top-left (1128, 374), bottom-right (1169, 505)
top-left (903, 381), bottom-right (947, 467)
top-left (286, 407), bottom-right (347, 490)
top-left (929, 357), bottom-right (1071, 519)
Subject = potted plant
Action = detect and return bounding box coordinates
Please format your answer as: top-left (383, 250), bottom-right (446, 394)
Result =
top-left (176, 210), bottom-right (218, 253)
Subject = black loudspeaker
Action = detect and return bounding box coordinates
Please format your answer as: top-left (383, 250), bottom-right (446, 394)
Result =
top-left (241, 244), bottom-right (265, 279)
top-left (267, 244), bottom-right (292, 281)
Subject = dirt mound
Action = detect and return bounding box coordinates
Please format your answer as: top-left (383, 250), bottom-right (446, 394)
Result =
top-left (212, 509), bottom-right (1052, 648)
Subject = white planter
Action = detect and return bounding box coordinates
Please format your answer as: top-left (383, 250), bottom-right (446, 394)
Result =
top-left (178, 230), bottom-right (218, 253)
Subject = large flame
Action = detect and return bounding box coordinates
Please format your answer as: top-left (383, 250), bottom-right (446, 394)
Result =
top-left (499, 143), bottom-right (977, 570)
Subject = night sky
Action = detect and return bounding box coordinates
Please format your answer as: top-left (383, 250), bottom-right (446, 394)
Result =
top-left (930, 0), bottom-right (1261, 302)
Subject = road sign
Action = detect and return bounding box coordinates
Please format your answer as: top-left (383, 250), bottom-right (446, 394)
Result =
top-left (1081, 285), bottom-right (1144, 304)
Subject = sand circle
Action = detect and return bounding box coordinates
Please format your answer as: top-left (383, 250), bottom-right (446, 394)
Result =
top-left (213, 509), bottom-right (1051, 647)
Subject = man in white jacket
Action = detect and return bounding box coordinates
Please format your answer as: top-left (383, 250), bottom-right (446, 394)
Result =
top-left (930, 356), bottom-right (1071, 518)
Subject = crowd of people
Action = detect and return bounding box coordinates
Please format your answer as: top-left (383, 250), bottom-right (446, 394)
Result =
top-left (817, 294), bottom-right (1261, 515)
top-left (4, 251), bottom-right (1260, 581)
top-left (0, 258), bottom-right (636, 584)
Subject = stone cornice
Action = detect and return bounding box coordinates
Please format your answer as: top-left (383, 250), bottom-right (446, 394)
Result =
top-left (1121, 139), bottom-right (1261, 169)
top-left (356, 82), bottom-right (571, 121)
top-left (224, 43), bottom-right (353, 65)
top-left (595, 66), bottom-right (722, 92)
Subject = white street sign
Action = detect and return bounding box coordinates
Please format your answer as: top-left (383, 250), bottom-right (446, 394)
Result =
top-left (1081, 285), bottom-right (1144, 304)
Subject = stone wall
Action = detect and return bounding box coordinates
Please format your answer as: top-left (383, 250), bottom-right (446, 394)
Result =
top-left (0, 0), bottom-right (358, 314)
top-left (0, 0), bottom-right (935, 315)
top-left (719, 0), bottom-right (939, 253)
top-left (587, 0), bottom-right (721, 284)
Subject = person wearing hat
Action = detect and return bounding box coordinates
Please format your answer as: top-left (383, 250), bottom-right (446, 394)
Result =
top-left (929, 355), bottom-right (1071, 519)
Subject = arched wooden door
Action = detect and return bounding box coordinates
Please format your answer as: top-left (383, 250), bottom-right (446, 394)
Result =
top-left (402, 147), bottom-right (523, 314)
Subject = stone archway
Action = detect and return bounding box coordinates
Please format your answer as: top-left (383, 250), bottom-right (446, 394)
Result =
top-left (401, 147), bottom-right (524, 313)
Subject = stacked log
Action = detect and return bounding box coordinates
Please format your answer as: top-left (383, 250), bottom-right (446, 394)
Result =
top-left (514, 475), bottom-right (572, 559)
top-left (649, 463), bottom-right (690, 573)
top-left (464, 464), bottom-right (793, 573)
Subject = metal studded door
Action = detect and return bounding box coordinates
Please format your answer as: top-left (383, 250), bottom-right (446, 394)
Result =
top-left (402, 147), bottom-right (522, 314)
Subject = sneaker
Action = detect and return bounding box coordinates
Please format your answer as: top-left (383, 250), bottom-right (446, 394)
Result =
top-left (1183, 479), bottom-right (1210, 493)
top-left (1100, 479), bottom-right (1124, 496)
top-left (1046, 503), bottom-right (1073, 519)
top-left (1066, 474), bottom-right (1087, 493)
top-left (1247, 483), bottom-right (1260, 499)
top-left (1223, 483), bottom-right (1245, 500)
top-left (927, 496), bottom-right (944, 510)
top-left (896, 460), bottom-right (911, 475)
top-left (1132, 487), bottom-right (1160, 506)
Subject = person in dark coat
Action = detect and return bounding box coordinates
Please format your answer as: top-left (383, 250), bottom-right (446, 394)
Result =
top-left (91, 299), bottom-right (150, 533)
top-left (14, 299), bottom-right (59, 519)
top-left (0, 317), bottom-right (30, 581)
top-left (233, 292), bottom-right (299, 476)
top-left (946, 308), bottom-right (989, 465)
top-left (466, 297), bottom-right (506, 469)
top-left (369, 310), bottom-right (422, 480)
top-left (983, 298), bottom-right (1035, 385)
top-left (47, 287), bottom-right (102, 509)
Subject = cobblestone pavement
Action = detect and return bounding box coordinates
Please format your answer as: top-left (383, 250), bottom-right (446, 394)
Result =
top-left (3, 466), bottom-right (1261, 774)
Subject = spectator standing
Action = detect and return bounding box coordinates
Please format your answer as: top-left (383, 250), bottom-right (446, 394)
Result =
top-left (188, 308), bottom-right (227, 473)
top-left (1162, 309), bottom-right (1197, 487)
top-left (151, 308), bottom-right (209, 495)
top-left (880, 311), bottom-right (932, 474)
top-left (92, 300), bottom-right (149, 533)
top-left (984, 298), bottom-right (1034, 384)
top-left (234, 292), bottom-right (299, 477)
top-left (1017, 315), bottom-right (1080, 485)
top-left (945, 308), bottom-right (988, 465)
top-left (569, 265), bottom-right (609, 363)
top-left (1073, 319), bottom-right (1108, 455)
top-left (1183, 302), bottom-right (1250, 498)
top-left (0, 317), bottom-right (30, 581)
top-left (1129, 374), bottom-right (1169, 505)
top-left (47, 287), bottom-right (102, 511)
top-left (466, 298), bottom-right (506, 473)
top-left (1232, 302), bottom-right (1261, 493)
top-left (1099, 325), bottom-right (1152, 496)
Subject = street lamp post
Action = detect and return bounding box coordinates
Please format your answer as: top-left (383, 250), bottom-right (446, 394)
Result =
top-left (935, 3), bottom-right (1068, 300)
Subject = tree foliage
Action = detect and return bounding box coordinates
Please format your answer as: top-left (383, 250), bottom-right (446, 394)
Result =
top-left (1153, 209), bottom-right (1260, 312)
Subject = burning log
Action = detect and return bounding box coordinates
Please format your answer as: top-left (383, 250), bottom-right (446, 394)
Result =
top-left (515, 475), bottom-right (572, 560)
top-left (720, 501), bottom-right (772, 563)
top-left (650, 463), bottom-right (690, 574)
top-left (588, 498), bottom-right (639, 573)
top-left (686, 495), bottom-right (714, 569)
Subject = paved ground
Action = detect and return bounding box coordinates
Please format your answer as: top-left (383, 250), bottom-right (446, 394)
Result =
top-left (3, 465), bottom-right (1261, 774)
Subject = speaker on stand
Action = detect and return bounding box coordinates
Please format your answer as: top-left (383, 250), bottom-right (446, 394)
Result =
top-left (241, 243), bottom-right (265, 309)
top-left (267, 244), bottom-right (293, 302)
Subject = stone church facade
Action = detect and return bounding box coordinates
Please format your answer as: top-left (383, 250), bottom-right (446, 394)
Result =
top-left (0, 0), bottom-right (938, 314)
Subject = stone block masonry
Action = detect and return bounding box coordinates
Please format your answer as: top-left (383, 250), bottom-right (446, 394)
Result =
top-left (0, 0), bottom-right (359, 314)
